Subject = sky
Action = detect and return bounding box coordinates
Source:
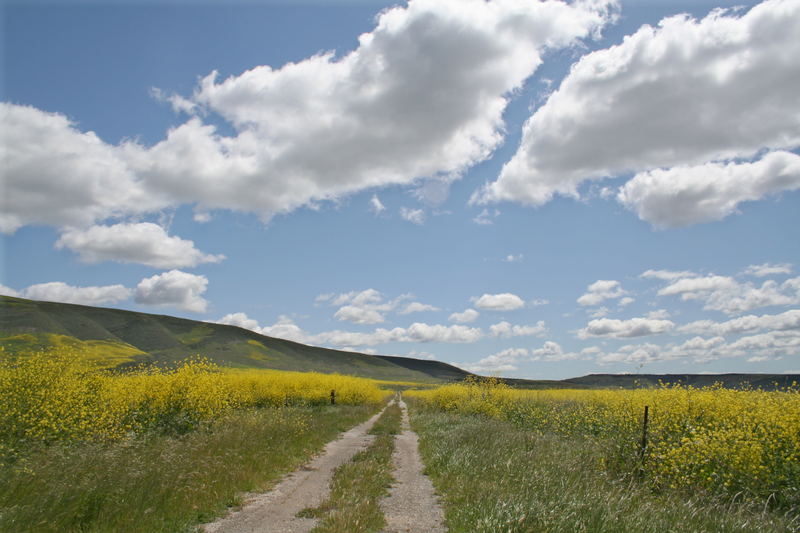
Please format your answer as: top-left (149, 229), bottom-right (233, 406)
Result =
top-left (1, 0), bottom-right (799, 380)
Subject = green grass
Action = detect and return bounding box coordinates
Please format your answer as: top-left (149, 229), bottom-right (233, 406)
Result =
top-left (0, 404), bottom-right (378, 533)
top-left (410, 403), bottom-right (798, 533)
top-left (300, 400), bottom-right (403, 532)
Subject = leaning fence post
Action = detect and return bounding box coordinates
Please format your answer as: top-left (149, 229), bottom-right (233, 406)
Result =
top-left (330, 389), bottom-right (336, 405)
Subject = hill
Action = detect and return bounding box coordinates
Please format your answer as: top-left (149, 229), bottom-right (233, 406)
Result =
top-left (2, 296), bottom-right (795, 389)
top-left (0, 295), bottom-right (469, 382)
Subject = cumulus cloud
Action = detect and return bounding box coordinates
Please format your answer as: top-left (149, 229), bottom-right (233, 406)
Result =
top-left (531, 341), bottom-right (578, 362)
top-left (678, 309), bottom-right (800, 336)
top-left (489, 320), bottom-right (547, 338)
top-left (134, 270), bottom-right (209, 313)
top-left (369, 194), bottom-right (386, 214)
top-left (449, 308), bottom-right (479, 323)
top-left (658, 274), bottom-right (800, 314)
top-left (618, 151), bottom-right (800, 227)
top-left (473, 293), bottom-right (525, 311)
top-left (322, 289), bottom-right (415, 324)
top-left (0, 104), bottom-right (165, 233)
top-left (457, 347), bottom-right (530, 374)
top-left (334, 305), bottom-right (386, 325)
top-left (55, 222), bottom-right (224, 268)
top-left (743, 262), bottom-right (793, 277)
top-left (640, 269), bottom-right (699, 281)
top-left (474, 0), bottom-right (800, 215)
top-left (0, 285), bottom-right (21, 297)
top-left (578, 317), bottom-right (675, 338)
top-left (216, 312), bottom-right (261, 332)
top-left (577, 280), bottom-right (629, 306)
top-left (13, 281), bottom-right (131, 307)
top-left (472, 208), bottom-right (499, 225)
top-left (2, 0), bottom-right (616, 233)
top-left (399, 207), bottom-right (425, 225)
top-left (399, 302), bottom-right (440, 314)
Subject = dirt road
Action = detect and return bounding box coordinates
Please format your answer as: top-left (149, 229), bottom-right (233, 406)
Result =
top-left (202, 397), bottom-right (445, 533)
top-left (380, 398), bottom-right (446, 533)
top-left (202, 406), bottom-right (387, 533)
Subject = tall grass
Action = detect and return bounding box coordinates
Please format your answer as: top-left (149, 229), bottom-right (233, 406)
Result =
top-left (410, 405), bottom-right (798, 533)
top-left (408, 377), bottom-right (800, 509)
top-left (0, 349), bottom-right (388, 459)
top-left (0, 404), bottom-right (378, 533)
top-left (0, 348), bottom-right (390, 532)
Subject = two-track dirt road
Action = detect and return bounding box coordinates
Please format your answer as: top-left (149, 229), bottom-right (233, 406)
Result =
top-left (202, 396), bottom-right (444, 533)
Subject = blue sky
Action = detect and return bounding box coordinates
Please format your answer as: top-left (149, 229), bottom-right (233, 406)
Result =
top-left (2, 0), bottom-right (799, 379)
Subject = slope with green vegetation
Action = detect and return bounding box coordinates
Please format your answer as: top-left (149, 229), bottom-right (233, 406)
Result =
top-left (0, 295), bottom-right (469, 382)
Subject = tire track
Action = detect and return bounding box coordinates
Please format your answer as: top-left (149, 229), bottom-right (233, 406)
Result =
top-left (203, 404), bottom-right (389, 533)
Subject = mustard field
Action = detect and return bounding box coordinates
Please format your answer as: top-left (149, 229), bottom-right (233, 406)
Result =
top-left (408, 377), bottom-right (800, 509)
top-left (0, 348), bottom-right (388, 459)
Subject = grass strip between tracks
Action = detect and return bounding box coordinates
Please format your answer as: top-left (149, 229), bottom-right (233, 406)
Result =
top-left (299, 400), bottom-right (403, 533)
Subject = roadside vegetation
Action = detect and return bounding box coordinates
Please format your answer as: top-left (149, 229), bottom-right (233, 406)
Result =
top-left (407, 377), bottom-right (799, 532)
top-left (0, 349), bottom-right (388, 532)
top-left (300, 399), bottom-right (403, 532)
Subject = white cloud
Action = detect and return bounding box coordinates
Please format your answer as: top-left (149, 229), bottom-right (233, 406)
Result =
top-left (399, 207), bottom-right (425, 225)
top-left (678, 309), bottom-right (800, 336)
top-left (334, 305), bottom-right (386, 325)
top-left (323, 288), bottom-right (416, 324)
top-left (2, 0), bottom-right (616, 233)
top-left (458, 347), bottom-right (530, 374)
top-left (646, 309), bottom-right (671, 320)
top-left (590, 328), bottom-right (800, 366)
top-left (17, 281), bottom-right (131, 307)
top-left (472, 208), bottom-right (499, 225)
top-left (260, 315), bottom-right (311, 344)
top-left (618, 296), bottom-right (635, 308)
top-left (578, 317), bottom-right (675, 338)
top-left (216, 312), bottom-right (261, 332)
top-left (316, 322), bottom-right (484, 347)
top-left (369, 194), bottom-right (386, 214)
top-left (399, 301), bottom-right (440, 315)
top-left (0, 103), bottom-right (165, 233)
top-left (330, 289), bottom-right (384, 307)
top-left (449, 308), bottom-right (479, 323)
top-left (134, 270), bottom-right (209, 313)
top-left (618, 151), bottom-right (800, 227)
top-left (193, 210), bottom-right (213, 223)
top-left (489, 320), bottom-right (547, 338)
top-left (658, 274), bottom-right (800, 314)
top-left (577, 279), bottom-right (628, 306)
top-left (473, 292), bottom-right (525, 311)
top-left (743, 262), bottom-right (793, 277)
top-left (55, 222), bottom-right (224, 269)
top-left (640, 269), bottom-right (698, 281)
top-left (474, 0), bottom-right (800, 212)
top-left (590, 306), bottom-right (611, 318)
top-left (0, 285), bottom-right (21, 297)
top-left (531, 341), bottom-right (578, 362)
top-left (502, 254), bottom-right (523, 263)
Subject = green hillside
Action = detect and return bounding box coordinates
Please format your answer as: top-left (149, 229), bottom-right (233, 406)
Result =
top-left (2, 296), bottom-right (794, 389)
top-left (0, 295), bottom-right (467, 382)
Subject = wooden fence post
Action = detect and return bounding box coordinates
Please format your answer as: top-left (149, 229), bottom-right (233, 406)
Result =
top-left (639, 405), bottom-right (649, 461)
top-left (330, 389), bottom-right (336, 405)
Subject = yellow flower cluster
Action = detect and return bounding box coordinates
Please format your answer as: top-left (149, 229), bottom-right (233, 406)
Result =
top-left (0, 348), bottom-right (388, 458)
top-left (408, 378), bottom-right (800, 504)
